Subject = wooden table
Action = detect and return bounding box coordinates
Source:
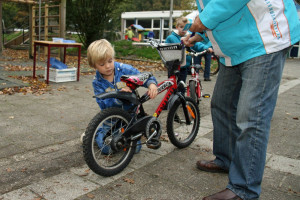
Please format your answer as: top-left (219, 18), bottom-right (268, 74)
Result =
top-left (33, 40), bottom-right (83, 84)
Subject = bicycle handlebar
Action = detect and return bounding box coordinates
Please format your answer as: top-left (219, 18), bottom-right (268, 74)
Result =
top-left (186, 48), bottom-right (208, 57)
top-left (150, 39), bottom-right (209, 57)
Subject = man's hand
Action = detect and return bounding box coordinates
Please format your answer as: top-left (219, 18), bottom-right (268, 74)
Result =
top-left (207, 48), bottom-right (214, 53)
top-left (190, 15), bottom-right (208, 33)
top-left (148, 83), bottom-right (158, 99)
top-left (182, 34), bottom-right (202, 47)
top-left (120, 86), bottom-right (132, 93)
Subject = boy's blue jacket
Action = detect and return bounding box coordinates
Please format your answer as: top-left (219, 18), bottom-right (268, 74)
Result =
top-left (93, 62), bottom-right (157, 110)
top-left (196, 0), bottom-right (300, 66)
top-left (165, 31), bottom-right (212, 63)
top-left (194, 32), bottom-right (212, 52)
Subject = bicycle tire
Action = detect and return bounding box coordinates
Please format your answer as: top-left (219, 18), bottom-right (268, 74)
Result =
top-left (82, 107), bottom-right (136, 177)
top-left (188, 80), bottom-right (198, 104)
top-left (166, 97), bottom-right (200, 148)
top-left (210, 54), bottom-right (220, 76)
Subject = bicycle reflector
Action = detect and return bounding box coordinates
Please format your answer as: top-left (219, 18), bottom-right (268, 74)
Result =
top-left (124, 80), bottom-right (137, 90)
top-left (186, 105), bottom-right (195, 119)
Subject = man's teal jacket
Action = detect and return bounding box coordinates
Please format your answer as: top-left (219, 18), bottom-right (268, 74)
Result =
top-left (196, 0), bottom-right (300, 66)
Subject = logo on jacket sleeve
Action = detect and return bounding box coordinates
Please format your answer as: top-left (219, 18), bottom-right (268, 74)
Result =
top-left (265, 0), bottom-right (282, 39)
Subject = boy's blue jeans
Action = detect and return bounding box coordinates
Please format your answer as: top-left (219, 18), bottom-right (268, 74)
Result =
top-left (194, 53), bottom-right (212, 78)
top-left (96, 119), bottom-right (141, 154)
top-left (200, 53), bottom-right (212, 79)
top-left (211, 48), bottom-right (288, 200)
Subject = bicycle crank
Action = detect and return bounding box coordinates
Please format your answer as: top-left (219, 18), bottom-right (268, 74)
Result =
top-left (145, 117), bottom-right (162, 150)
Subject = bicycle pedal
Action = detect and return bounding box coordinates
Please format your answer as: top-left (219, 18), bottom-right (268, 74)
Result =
top-left (146, 139), bottom-right (161, 150)
top-left (202, 94), bottom-right (210, 98)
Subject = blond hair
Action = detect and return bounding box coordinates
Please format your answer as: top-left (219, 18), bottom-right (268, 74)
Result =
top-left (87, 39), bottom-right (115, 68)
top-left (176, 17), bottom-right (188, 27)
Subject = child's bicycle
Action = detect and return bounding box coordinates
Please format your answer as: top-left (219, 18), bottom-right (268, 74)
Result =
top-left (82, 40), bottom-right (200, 177)
top-left (186, 48), bottom-right (212, 104)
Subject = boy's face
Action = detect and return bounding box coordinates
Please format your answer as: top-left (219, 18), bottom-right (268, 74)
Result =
top-left (177, 23), bottom-right (187, 37)
top-left (95, 57), bottom-right (115, 79)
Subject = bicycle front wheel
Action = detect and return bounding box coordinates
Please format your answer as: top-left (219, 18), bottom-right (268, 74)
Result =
top-left (188, 80), bottom-right (198, 104)
top-left (210, 54), bottom-right (220, 75)
top-left (82, 107), bottom-right (136, 177)
top-left (166, 97), bottom-right (200, 148)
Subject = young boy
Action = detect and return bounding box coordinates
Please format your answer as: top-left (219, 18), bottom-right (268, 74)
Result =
top-left (84, 39), bottom-right (158, 154)
top-left (193, 31), bottom-right (214, 81)
top-left (165, 17), bottom-right (191, 95)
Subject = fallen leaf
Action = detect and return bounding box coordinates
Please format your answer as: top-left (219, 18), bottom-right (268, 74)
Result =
top-left (123, 177), bottom-right (135, 184)
top-left (86, 194), bottom-right (95, 199)
top-left (21, 168), bottom-right (27, 172)
top-left (6, 168), bottom-right (13, 172)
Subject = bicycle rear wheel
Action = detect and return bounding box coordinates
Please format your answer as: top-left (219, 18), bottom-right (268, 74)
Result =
top-left (82, 107), bottom-right (136, 177)
top-left (166, 97), bottom-right (200, 148)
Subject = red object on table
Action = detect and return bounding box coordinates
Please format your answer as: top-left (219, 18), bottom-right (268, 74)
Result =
top-left (33, 40), bottom-right (83, 84)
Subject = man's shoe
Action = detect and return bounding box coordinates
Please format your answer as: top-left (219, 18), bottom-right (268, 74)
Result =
top-left (204, 78), bottom-right (211, 81)
top-left (202, 189), bottom-right (242, 200)
top-left (196, 160), bottom-right (229, 173)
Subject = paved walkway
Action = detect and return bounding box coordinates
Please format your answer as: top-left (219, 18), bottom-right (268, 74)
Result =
top-left (0, 59), bottom-right (299, 200)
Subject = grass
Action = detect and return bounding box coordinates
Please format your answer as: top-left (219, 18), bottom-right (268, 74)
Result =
top-left (112, 40), bottom-right (161, 61)
top-left (4, 31), bottom-right (23, 42)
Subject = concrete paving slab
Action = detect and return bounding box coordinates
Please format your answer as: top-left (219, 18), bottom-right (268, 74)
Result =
top-left (191, 137), bottom-right (213, 151)
top-left (70, 164), bottom-right (134, 186)
top-left (27, 172), bottom-right (100, 200)
top-left (0, 187), bottom-right (42, 200)
top-left (197, 126), bottom-right (213, 137)
top-left (266, 154), bottom-right (300, 176)
top-left (141, 140), bottom-right (176, 156)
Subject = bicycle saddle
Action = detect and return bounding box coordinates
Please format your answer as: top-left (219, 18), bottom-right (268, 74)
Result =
top-left (121, 72), bottom-right (153, 86)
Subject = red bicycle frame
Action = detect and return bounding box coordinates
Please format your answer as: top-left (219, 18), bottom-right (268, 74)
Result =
top-left (153, 75), bottom-right (178, 117)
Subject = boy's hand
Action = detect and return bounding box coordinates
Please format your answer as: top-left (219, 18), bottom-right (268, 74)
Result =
top-left (148, 83), bottom-right (158, 99)
top-left (120, 86), bottom-right (132, 93)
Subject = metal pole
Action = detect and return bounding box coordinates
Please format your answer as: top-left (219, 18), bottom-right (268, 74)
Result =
top-left (159, 18), bottom-right (163, 43)
top-left (38, 0), bottom-right (41, 41)
top-left (169, 0), bottom-right (173, 35)
top-left (38, 0), bottom-right (41, 60)
top-left (0, 2), bottom-right (3, 54)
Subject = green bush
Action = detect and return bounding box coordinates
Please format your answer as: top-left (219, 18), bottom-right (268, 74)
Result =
top-left (112, 40), bottom-right (161, 61)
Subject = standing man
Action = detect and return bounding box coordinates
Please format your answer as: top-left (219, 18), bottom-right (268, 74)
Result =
top-left (183, 1), bottom-right (300, 200)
